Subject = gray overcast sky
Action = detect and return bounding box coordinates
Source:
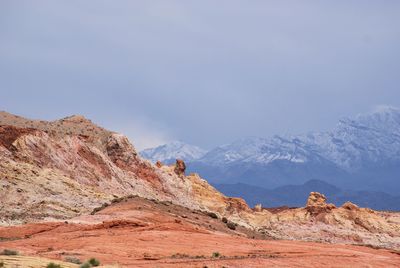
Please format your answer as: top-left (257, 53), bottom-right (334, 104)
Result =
top-left (1, 1), bottom-right (400, 150)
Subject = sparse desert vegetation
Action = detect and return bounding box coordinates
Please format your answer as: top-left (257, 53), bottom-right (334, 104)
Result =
top-left (0, 249), bottom-right (18, 256)
top-left (65, 256), bottom-right (81, 264)
top-left (46, 263), bottom-right (62, 268)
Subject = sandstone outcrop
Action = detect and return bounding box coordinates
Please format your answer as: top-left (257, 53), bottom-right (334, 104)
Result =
top-left (2, 196), bottom-right (399, 268)
top-left (173, 159), bottom-right (186, 177)
top-left (1, 111), bottom-right (399, 251)
top-left (0, 111), bottom-right (254, 226)
top-left (306, 191), bottom-right (327, 207)
top-left (254, 204), bottom-right (262, 212)
top-left (342, 201), bottom-right (359, 210)
top-left (305, 192), bottom-right (336, 215)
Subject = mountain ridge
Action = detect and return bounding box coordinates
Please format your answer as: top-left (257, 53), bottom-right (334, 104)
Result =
top-left (141, 107), bottom-right (400, 195)
top-left (214, 179), bottom-right (400, 211)
top-left (140, 140), bottom-right (206, 164)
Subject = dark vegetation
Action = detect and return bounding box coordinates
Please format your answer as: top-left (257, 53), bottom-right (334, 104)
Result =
top-left (65, 256), bottom-right (82, 264)
top-left (0, 249), bottom-right (18, 256)
top-left (207, 212), bottom-right (218, 219)
top-left (46, 263), bottom-right (62, 268)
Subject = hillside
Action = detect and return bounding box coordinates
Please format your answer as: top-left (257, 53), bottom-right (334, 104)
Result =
top-left (0, 111), bottom-right (400, 267)
top-left (0, 111), bottom-right (249, 226)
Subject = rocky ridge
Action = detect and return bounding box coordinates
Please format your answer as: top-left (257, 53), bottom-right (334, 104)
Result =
top-left (0, 111), bottom-right (247, 225)
top-left (0, 111), bottom-right (399, 251)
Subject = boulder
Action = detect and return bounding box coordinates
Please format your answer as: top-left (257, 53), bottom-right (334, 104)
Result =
top-left (306, 192), bottom-right (327, 207)
top-left (306, 192), bottom-right (336, 216)
top-left (342, 201), bottom-right (359, 211)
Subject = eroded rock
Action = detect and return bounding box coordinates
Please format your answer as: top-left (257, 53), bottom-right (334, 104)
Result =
top-left (342, 201), bottom-right (359, 210)
top-left (306, 192), bottom-right (327, 207)
top-left (174, 159), bottom-right (186, 177)
top-left (306, 192), bottom-right (336, 216)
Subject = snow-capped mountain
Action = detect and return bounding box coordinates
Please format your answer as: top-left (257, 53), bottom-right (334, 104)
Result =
top-left (189, 106), bottom-right (400, 194)
top-left (142, 107), bottom-right (400, 194)
top-left (140, 141), bottom-right (206, 164)
top-left (198, 106), bottom-right (400, 169)
top-left (198, 136), bottom-right (325, 166)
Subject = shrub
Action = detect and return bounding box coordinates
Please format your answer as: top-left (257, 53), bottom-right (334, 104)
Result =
top-left (80, 264), bottom-right (91, 268)
top-left (212, 252), bottom-right (220, 258)
top-left (226, 221), bottom-right (236, 230)
top-left (90, 203), bottom-right (109, 215)
top-left (88, 258), bottom-right (100, 267)
top-left (171, 253), bottom-right (190, 259)
top-left (0, 249), bottom-right (18, 255)
top-left (207, 212), bottom-right (218, 219)
top-left (0, 261), bottom-right (4, 267)
top-left (221, 217), bottom-right (228, 223)
top-left (46, 263), bottom-right (62, 268)
top-left (65, 256), bottom-right (82, 264)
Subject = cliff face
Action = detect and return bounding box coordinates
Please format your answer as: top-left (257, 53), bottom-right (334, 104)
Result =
top-left (0, 111), bottom-right (249, 225)
top-left (0, 111), bottom-right (399, 250)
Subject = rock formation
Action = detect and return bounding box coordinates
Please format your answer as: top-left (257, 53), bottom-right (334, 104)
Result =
top-left (305, 192), bottom-right (336, 215)
top-left (342, 201), bottom-right (359, 210)
top-left (0, 111), bottom-right (399, 251)
top-left (173, 159), bottom-right (186, 177)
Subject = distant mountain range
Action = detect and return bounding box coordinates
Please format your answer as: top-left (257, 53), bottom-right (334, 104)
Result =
top-left (213, 180), bottom-right (400, 211)
top-left (140, 106), bottom-right (400, 208)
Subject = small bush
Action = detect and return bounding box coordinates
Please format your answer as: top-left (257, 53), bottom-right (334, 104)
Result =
top-left (221, 217), bottom-right (228, 223)
top-left (80, 264), bottom-right (91, 268)
top-left (65, 256), bottom-right (82, 264)
top-left (171, 253), bottom-right (190, 259)
top-left (226, 221), bottom-right (236, 230)
top-left (212, 252), bottom-right (220, 258)
top-left (0, 249), bottom-right (18, 255)
top-left (90, 203), bottom-right (109, 215)
top-left (207, 212), bottom-right (218, 219)
top-left (88, 258), bottom-right (100, 267)
top-left (0, 261), bottom-right (4, 267)
top-left (46, 263), bottom-right (62, 268)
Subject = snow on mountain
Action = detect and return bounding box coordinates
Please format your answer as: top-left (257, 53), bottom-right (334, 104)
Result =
top-left (303, 106), bottom-right (400, 170)
top-left (140, 141), bottom-right (206, 164)
top-left (198, 106), bottom-right (400, 171)
top-left (199, 136), bottom-right (321, 166)
top-left (140, 108), bottom-right (400, 194)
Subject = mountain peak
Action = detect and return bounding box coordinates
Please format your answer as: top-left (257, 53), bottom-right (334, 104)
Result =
top-left (371, 105), bottom-right (399, 114)
top-left (140, 141), bottom-right (206, 164)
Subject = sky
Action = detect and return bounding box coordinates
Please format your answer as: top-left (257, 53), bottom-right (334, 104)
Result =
top-left (1, 1), bottom-right (400, 150)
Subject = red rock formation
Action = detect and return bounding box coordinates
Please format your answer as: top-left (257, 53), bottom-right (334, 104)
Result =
top-left (155, 161), bottom-right (163, 168)
top-left (0, 196), bottom-right (399, 268)
top-left (306, 192), bottom-right (336, 216)
top-left (174, 159), bottom-right (186, 177)
top-left (1, 111), bottom-right (399, 253)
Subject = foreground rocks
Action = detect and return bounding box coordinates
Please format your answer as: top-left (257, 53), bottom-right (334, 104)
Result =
top-left (0, 111), bottom-right (248, 225)
top-left (0, 196), bottom-right (399, 268)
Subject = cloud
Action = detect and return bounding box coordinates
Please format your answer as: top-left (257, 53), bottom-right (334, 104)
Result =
top-left (103, 116), bottom-right (173, 151)
top-left (1, 1), bottom-right (400, 149)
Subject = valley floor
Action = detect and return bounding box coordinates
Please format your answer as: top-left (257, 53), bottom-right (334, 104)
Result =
top-left (0, 196), bottom-right (399, 268)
